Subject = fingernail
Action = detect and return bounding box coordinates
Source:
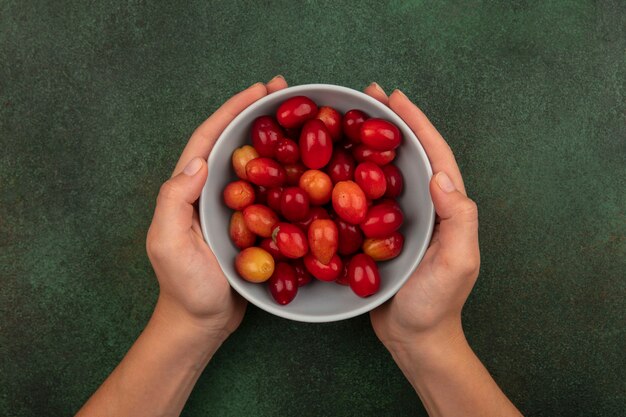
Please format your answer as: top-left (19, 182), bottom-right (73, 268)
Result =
top-left (249, 81), bottom-right (264, 89)
top-left (393, 89), bottom-right (407, 99)
top-left (183, 157), bottom-right (203, 176)
top-left (370, 82), bottom-right (385, 95)
top-left (436, 172), bottom-right (456, 193)
top-left (269, 74), bottom-right (285, 82)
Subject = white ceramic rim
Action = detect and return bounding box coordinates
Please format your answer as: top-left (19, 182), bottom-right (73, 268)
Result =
top-left (200, 84), bottom-right (435, 323)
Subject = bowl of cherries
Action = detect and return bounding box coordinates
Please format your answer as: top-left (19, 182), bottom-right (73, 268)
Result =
top-left (200, 84), bottom-right (434, 322)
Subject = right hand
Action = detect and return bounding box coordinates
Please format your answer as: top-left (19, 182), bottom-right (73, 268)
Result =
top-left (365, 84), bottom-right (480, 353)
top-left (145, 76), bottom-right (288, 342)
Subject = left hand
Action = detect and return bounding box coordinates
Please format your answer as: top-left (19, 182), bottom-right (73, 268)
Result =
top-left (146, 76), bottom-right (288, 341)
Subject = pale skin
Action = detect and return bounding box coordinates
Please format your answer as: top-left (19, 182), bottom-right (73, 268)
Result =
top-left (77, 77), bottom-right (523, 417)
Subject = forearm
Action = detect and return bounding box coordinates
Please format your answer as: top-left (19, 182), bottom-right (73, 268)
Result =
top-left (76, 298), bottom-right (225, 417)
top-left (389, 322), bottom-right (522, 417)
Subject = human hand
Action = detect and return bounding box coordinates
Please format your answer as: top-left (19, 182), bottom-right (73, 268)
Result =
top-left (365, 84), bottom-right (480, 355)
top-left (146, 76), bottom-right (288, 342)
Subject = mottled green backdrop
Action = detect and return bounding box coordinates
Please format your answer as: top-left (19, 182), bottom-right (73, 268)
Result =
top-left (1, 1), bottom-right (624, 416)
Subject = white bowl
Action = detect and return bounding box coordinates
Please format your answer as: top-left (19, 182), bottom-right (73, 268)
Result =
top-left (200, 84), bottom-right (434, 323)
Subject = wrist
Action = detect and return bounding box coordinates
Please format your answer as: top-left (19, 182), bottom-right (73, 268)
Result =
top-left (386, 318), bottom-right (468, 368)
top-left (152, 296), bottom-right (231, 347)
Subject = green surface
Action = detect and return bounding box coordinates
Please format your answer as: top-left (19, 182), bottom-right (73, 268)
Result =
top-left (1, 1), bottom-right (625, 416)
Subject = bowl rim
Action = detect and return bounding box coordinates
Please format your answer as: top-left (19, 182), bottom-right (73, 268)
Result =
top-left (200, 83), bottom-right (435, 323)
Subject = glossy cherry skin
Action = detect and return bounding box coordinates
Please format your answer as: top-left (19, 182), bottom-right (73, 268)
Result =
top-left (283, 163), bottom-right (306, 185)
top-left (326, 149), bottom-right (356, 183)
top-left (259, 237), bottom-right (287, 261)
top-left (245, 157), bottom-right (286, 187)
top-left (303, 253), bottom-right (342, 282)
top-left (272, 222), bottom-right (308, 259)
top-left (378, 197), bottom-right (400, 207)
top-left (299, 169), bottom-right (333, 205)
top-left (362, 232), bottom-right (404, 261)
top-left (275, 137), bottom-right (300, 164)
top-left (308, 219), bottom-right (338, 265)
top-left (359, 118), bottom-right (401, 151)
top-left (352, 145), bottom-right (396, 165)
top-left (268, 262), bottom-right (298, 305)
top-left (242, 204), bottom-right (279, 238)
top-left (360, 202), bottom-right (404, 238)
top-left (232, 145), bottom-right (259, 180)
top-left (354, 162), bottom-right (387, 200)
top-left (299, 119), bottom-right (333, 169)
top-left (235, 247), bottom-right (275, 283)
top-left (348, 254), bottom-right (380, 297)
top-left (293, 206), bottom-right (330, 231)
top-left (276, 96), bottom-right (318, 129)
top-left (316, 106), bottom-right (343, 141)
top-left (266, 187), bottom-right (283, 212)
top-left (342, 109), bottom-right (368, 143)
top-left (229, 211), bottom-right (256, 249)
top-left (251, 116), bottom-right (283, 157)
top-left (334, 217), bottom-right (364, 256)
top-left (331, 180), bottom-right (368, 224)
top-left (223, 180), bottom-right (256, 211)
top-left (382, 164), bottom-right (404, 198)
top-left (280, 187), bottom-right (310, 222)
top-left (292, 259), bottom-right (313, 286)
top-left (335, 261), bottom-right (350, 286)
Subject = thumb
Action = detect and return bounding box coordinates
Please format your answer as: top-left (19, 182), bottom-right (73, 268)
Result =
top-left (429, 172), bottom-right (479, 269)
top-left (152, 157), bottom-right (208, 236)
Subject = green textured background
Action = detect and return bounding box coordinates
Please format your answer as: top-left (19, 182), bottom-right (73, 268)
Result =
top-left (1, 1), bottom-right (625, 416)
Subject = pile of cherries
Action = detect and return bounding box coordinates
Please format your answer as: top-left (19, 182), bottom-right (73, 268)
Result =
top-left (223, 95), bottom-right (405, 305)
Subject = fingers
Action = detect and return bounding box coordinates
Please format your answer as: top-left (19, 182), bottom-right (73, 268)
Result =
top-left (429, 171), bottom-right (479, 276)
top-left (266, 75), bottom-right (288, 93)
top-left (388, 90), bottom-right (466, 195)
top-left (173, 83), bottom-right (268, 176)
top-left (152, 157), bottom-right (208, 238)
top-left (364, 82), bottom-right (389, 105)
